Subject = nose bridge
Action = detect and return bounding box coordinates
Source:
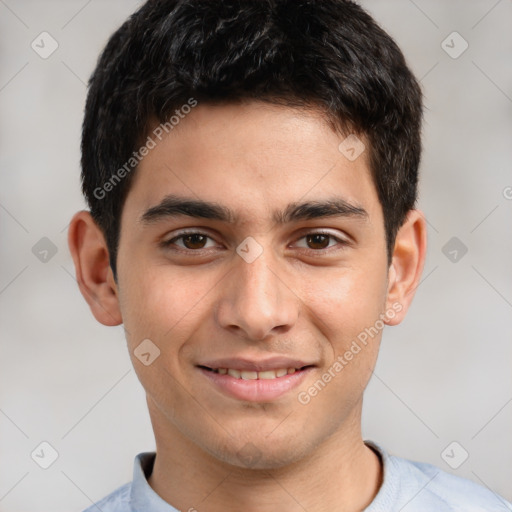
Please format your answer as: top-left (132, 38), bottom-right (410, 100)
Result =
top-left (216, 243), bottom-right (297, 340)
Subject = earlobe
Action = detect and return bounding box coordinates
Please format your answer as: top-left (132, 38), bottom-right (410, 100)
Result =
top-left (384, 209), bottom-right (427, 326)
top-left (67, 211), bottom-right (123, 326)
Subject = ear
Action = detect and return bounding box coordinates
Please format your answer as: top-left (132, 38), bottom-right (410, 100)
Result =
top-left (384, 209), bottom-right (427, 325)
top-left (67, 210), bottom-right (122, 326)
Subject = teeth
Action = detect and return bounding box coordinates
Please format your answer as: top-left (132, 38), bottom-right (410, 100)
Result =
top-left (241, 370), bottom-right (258, 380)
top-left (215, 367), bottom-right (301, 379)
top-left (259, 370), bottom-right (278, 380)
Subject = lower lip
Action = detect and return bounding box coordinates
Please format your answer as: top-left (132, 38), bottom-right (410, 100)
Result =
top-left (198, 367), bottom-right (313, 402)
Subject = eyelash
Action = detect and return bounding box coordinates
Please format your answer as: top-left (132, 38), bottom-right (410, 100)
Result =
top-left (161, 230), bottom-right (349, 254)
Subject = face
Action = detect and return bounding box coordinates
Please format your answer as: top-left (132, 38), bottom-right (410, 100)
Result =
top-left (83, 101), bottom-right (419, 469)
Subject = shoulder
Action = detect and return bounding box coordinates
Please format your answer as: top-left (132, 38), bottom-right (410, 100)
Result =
top-left (387, 451), bottom-right (512, 511)
top-left (82, 482), bottom-right (132, 512)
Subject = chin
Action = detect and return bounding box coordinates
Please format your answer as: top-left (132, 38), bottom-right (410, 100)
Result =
top-left (211, 436), bottom-right (313, 471)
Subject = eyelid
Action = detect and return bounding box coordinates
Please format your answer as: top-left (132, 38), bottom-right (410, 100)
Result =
top-left (289, 229), bottom-right (350, 250)
top-left (162, 229), bottom-right (221, 249)
top-left (161, 228), bottom-right (350, 253)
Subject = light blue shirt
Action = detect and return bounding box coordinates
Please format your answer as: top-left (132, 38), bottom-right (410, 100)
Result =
top-left (83, 442), bottom-right (512, 511)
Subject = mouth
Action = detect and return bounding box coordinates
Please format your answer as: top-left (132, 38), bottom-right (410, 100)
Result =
top-left (198, 365), bottom-right (313, 380)
top-left (197, 363), bottom-right (315, 402)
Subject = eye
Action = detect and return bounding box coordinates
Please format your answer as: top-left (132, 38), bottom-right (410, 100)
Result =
top-left (293, 232), bottom-right (348, 251)
top-left (162, 232), bottom-right (218, 251)
top-left (161, 230), bottom-right (349, 254)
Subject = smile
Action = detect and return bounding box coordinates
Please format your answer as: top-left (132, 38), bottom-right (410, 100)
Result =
top-left (197, 365), bottom-right (314, 402)
top-left (204, 366), bottom-right (304, 380)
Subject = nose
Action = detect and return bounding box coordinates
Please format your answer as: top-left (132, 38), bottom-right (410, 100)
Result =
top-left (215, 246), bottom-right (299, 341)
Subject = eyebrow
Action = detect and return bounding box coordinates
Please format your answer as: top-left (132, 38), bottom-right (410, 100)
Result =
top-left (139, 194), bottom-right (368, 226)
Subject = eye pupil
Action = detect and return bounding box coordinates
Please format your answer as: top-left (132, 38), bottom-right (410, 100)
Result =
top-left (307, 234), bottom-right (329, 250)
top-left (183, 234), bottom-right (207, 249)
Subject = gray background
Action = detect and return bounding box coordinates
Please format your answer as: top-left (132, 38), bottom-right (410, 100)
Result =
top-left (0, 1), bottom-right (511, 510)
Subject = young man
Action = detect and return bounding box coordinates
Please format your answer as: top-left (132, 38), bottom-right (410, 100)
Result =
top-left (68, 0), bottom-right (511, 510)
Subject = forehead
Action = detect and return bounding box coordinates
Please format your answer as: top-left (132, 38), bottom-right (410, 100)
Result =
top-left (122, 101), bottom-right (381, 226)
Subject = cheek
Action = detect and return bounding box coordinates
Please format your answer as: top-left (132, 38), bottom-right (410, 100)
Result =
top-left (117, 268), bottom-right (207, 412)
top-left (120, 266), bottom-right (205, 342)
top-left (298, 264), bottom-right (387, 390)
top-left (302, 264), bottom-right (388, 339)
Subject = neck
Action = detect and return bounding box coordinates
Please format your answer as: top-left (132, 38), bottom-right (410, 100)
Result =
top-left (147, 402), bottom-right (382, 512)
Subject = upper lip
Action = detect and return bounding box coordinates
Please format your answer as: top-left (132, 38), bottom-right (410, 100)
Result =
top-left (198, 357), bottom-right (314, 372)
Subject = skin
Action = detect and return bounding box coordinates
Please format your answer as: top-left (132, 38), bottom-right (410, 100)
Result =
top-left (68, 101), bottom-right (426, 512)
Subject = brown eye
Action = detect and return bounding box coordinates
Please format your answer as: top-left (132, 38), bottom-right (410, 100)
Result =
top-left (180, 234), bottom-right (208, 249)
top-left (293, 231), bottom-right (348, 252)
top-left (162, 232), bottom-right (217, 251)
top-left (306, 234), bottom-right (330, 250)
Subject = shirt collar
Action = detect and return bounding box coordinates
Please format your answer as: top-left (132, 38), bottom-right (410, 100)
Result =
top-left (130, 452), bottom-right (180, 511)
top-left (363, 440), bottom-right (400, 511)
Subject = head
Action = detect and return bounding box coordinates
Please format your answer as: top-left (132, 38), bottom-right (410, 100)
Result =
top-left (69, 0), bottom-right (426, 470)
